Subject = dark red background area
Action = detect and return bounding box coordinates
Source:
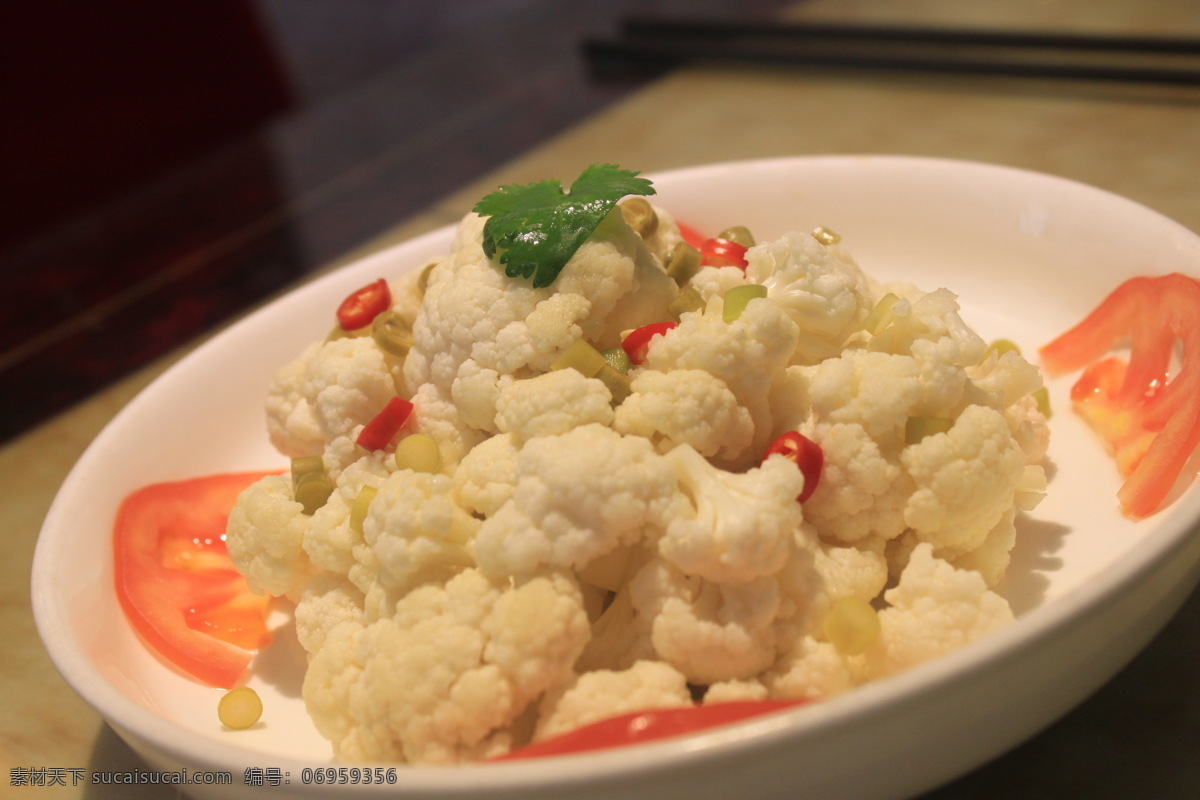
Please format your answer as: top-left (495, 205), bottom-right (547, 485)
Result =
top-left (1, 1), bottom-right (294, 251)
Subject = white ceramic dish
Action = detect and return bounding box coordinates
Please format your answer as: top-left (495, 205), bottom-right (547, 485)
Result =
top-left (33, 156), bottom-right (1200, 800)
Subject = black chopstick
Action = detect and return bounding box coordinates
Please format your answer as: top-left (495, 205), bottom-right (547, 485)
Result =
top-left (618, 17), bottom-right (1200, 56)
top-left (584, 17), bottom-right (1200, 87)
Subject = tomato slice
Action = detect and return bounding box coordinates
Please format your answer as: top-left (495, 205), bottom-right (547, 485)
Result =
top-left (494, 700), bottom-right (806, 760)
top-left (1040, 273), bottom-right (1200, 518)
top-left (114, 471), bottom-right (274, 687)
top-left (700, 237), bottom-right (749, 270)
top-left (621, 321), bottom-right (678, 366)
top-left (337, 278), bottom-right (391, 331)
top-left (356, 396), bottom-right (415, 450)
top-left (763, 431), bottom-right (824, 503)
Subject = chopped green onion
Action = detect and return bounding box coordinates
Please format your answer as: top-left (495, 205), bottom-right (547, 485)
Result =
top-left (551, 339), bottom-right (608, 378)
top-left (619, 197), bottom-right (658, 238)
top-left (601, 347), bottom-right (631, 375)
top-left (668, 287), bottom-right (705, 321)
top-left (349, 485), bottom-right (378, 533)
top-left (717, 225), bottom-right (755, 248)
top-left (1033, 386), bottom-right (1052, 418)
top-left (822, 596), bottom-right (880, 656)
top-left (665, 242), bottom-right (702, 286)
top-left (371, 311), bottom-right (415, 356)
top-left (218, 686), bottom-right (263, 730)
top-left (865, 293), bottom-right (900, 335)
top-left (291, 456), bottom-right (325, 482)
top-left (292, 456), bottom-right (332, 514)
top-left (723, 284), bottom-right (768, 322)
top-left (905, 416), bottom-right (954, 444)
top-left (597, 364), bottom-right (632, 406)
top-left (395, 434), bottom-right (442, 474)
top-left (294, 472), bottom-right (333, 515)
top-left (812, 226), bottom-right (841, 245)
top-left (985, 338), bottom-right (1022, 358)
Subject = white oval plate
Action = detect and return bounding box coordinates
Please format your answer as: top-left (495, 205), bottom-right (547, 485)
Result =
top-left (33, 156), bottom-right (1200, 800)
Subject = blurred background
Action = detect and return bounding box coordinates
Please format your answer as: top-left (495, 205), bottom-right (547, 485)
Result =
top-left (3, 0), bottom-right (1198, 448)
top-left (0, 0), bottom-right (794, 444)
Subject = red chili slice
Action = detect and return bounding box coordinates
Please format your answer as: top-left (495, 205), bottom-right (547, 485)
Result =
top-left (356, 397), bottom-right (415, 450)
top-left (494, 700), bottom-right (806, 761)
top-left (700, 237), bottom-right (749, 270)
top-left (677, 221), bottom-right (708, 250)
top-left (337, 278), bottom-right (392, 331)
top-left (1040, 273), bottom-right (1200, 518)
top-left (763, 431), bottom-right (824, 503)
top-left (621, 321), bottom-right (678, 366)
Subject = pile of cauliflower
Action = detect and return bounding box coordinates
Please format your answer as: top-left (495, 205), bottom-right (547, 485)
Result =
top-left (226, 198), bottom-right (1049, 764)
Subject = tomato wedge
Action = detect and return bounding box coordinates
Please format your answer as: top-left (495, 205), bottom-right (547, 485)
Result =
top-left (1040, 273), bottom-right (1200, 518)
top-left (494, 700), bottom-right (806, 760)
top-left (337, 278), bottom-right (391, 331)
top-left (621, 321), bottom-right (678, 366)
top-left (763, 431), bottom-right (824, 503)
top-left (114, 471), bottom-right (274, 687)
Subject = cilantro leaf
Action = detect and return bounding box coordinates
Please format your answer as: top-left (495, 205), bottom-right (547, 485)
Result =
top-left (473, 163), bottom-right (656, 288)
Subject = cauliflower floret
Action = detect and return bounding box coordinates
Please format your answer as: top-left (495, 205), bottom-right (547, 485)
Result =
top-left (613, 369), bottom-right (755, 463)
top-left (452, 432), bottom-right (520, 518)
top-left (302, 568), bottom-right (588, 764)
top-left (226, 474), bottom-right (315, 601)
top-left (762, 537), bottom-right (887, 699)
top-left (386, 259), bottom-right (430, 330)
top-left (802, 421), bottom-right (912, 545)
top-left (1004, 393), bottom-right (1051, 465)
top-left (265, 342), bottom-right (325, 458)
top-left (806, 350), bottom-right (921, 440)
top-left (660, 444), bottom-right (805, 584)
top-left (703, 679), bottom-right (769, 704)
top-left (868, 543), bottom-right (1014, 675)
top-left (967, 349), bottom-right (1043, 410)
top-left (304, 456), bottom-right (393, 577)
top-left (361, 470), bottom-right (481, 600)
top-left (495, 369), bottom-right (614, 442)
top-left (645, 294), bottom-right (800, 460)
top-left (688, 265), bottom-right (753, 305)
top-left (764, 636), bottom-right (857, 701)
top-left (810, 539), bottom-right (889, 618)
top-left (404, 211), bottom-right (675, 436)
top-left (870, 286), bottom-right (986, 361)
top-left (268, 336), bottom-right (405, 453)
top-left (474, 424), bottom-right (681, 579)
top-left (294, 573), bottom-right (366, 655)
top-left (535, 660), bottom-right (692, 742)
top-left (629, 558), bottom-right (790, 685)
top-left (407, 381), bottom-right (487, 470)
top-left (767, 364), bottom-right (812, 436)
top-left (745, 230), bottom-right (872, 347)
top-left (901, 404), bottom-right (1027, 560)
